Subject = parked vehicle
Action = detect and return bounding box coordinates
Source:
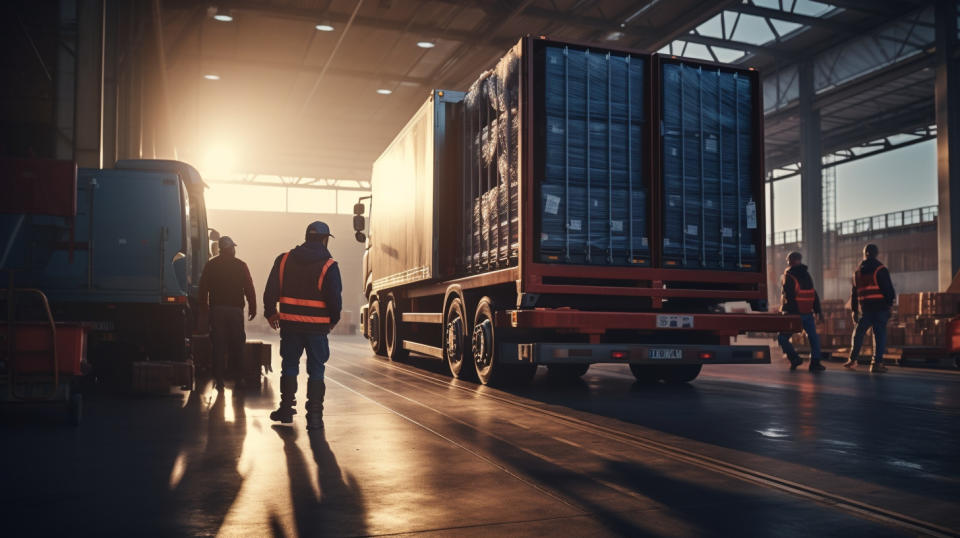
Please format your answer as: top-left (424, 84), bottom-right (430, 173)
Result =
top-left (0, 159), bottom-right (214, 377)
top-left (354, 37), bottom-right (798, 385)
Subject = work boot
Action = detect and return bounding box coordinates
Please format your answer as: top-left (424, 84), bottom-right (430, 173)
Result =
top-left (305, 379), bottom-right (326, 431)
top-left (842, 358), bottom-right (857, 369)
top-left (787, 354), bottom-right (802, 371)
top-left (270, 376), bottom-right (298, 424)
top-left (808, 360), bottom-right (826, 372)
top-left (869, 361), bottom-right (887, 373)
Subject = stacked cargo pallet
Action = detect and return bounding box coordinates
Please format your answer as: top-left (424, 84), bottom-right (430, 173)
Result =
top-left (897, 292), bottom-right (960, 348)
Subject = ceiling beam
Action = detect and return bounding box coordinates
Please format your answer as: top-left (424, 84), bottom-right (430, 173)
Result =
top-left (679, 33), bottom-right (796, 60)
top-left (195, 54), bottom-right (432, 85)
top-left (729, 4), bottom-right (857, 36)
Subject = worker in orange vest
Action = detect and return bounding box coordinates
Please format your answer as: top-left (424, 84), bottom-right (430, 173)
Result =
top-left (777, 251), bottom-right (825, 371)
top-left (263, 221), bottom-right (342, 430)
top-left (847, 244), bottom-right (896, 373)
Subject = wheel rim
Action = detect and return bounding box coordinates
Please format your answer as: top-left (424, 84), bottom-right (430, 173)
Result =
top-left (445, 315), bottom-right (463, 370)
top-left (472, 319), bottom-right (493, 370)
top-left (369, 311), bottom-right (380, 348)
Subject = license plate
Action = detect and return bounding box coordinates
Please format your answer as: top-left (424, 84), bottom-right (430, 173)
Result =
top-left (649, 348), bottom-right (683, 360)
top-left (656, 314), bottom-right (694, 329)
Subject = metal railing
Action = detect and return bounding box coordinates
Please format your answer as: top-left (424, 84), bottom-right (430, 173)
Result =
top-left (767, 205), bottom-right (938, 245)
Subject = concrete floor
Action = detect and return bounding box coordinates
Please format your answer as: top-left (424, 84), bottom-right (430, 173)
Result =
top-left (2, 334), bottom-right (958, 537)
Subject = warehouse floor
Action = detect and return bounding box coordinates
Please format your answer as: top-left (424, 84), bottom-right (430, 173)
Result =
top-left (2, 335), bottom-right (958, 536)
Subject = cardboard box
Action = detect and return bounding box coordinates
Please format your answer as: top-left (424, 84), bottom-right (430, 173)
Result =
top-left (132, 360), bottom-right (194, 393)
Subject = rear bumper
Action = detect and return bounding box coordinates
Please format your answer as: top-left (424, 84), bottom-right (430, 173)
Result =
top-left (500, 309), bottom-right (800, 334)
top-left (503, 342), bottom-right (771, 365)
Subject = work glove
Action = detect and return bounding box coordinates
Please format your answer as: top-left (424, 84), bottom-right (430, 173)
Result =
top-left (267, 313), bottom-right (280, 330)
top-left (248, 309), bottom-right (256, 322)
top-left (851, 311), bottom-right (860, 324)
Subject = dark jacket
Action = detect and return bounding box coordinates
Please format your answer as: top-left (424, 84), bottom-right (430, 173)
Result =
top-left (263, 241), bottom-right (342, 333)
top-left (851, 257), bottom-right (895, 313)
top-left (780, 264), bottom-right (822, 316)
top-left (198, 254), bottom-right (256, 312)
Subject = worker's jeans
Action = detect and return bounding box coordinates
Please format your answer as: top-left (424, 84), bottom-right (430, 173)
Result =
top-left (279, 331), bottom-right (329, 379)
top-left (211, 305), bottom-right (245, 383)
top-left (850, 309), bottom-right (891, 362)
top-left (778, 313), bottom-right (821, 363)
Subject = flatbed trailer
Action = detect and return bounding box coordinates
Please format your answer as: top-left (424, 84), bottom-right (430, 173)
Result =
top-left (355, 37), bottom-right (799, 385)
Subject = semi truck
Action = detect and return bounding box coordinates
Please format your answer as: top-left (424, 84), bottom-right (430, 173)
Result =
top-left (354, 37), bottom-right (798, 385)
top-left (1, 159), bottom-right (214, 373)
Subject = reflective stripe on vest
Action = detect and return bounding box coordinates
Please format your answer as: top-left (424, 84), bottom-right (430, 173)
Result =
top-left (788, 273), bottom-right (816, 314)
top-left (855, 265), bottom-right (886, 302)
top-left (279, 297), bottom-right (327, 308)
top-left (277, 251), bottom-right (336, 328)
top-left (276, 312), bottom-right (331, 324)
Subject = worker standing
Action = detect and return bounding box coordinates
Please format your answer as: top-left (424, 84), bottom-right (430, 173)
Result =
top-left (777, 252), bottom-right (826, 371)
top-left (264, 221), bottom-right (342, 430)
top-left (847, 244), bottom-right (896, 372)
top-left (198, 236), bottom-right (257, 391)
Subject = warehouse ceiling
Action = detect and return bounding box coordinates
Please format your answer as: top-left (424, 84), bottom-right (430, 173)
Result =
top-left (158, 0), bottom-right (940, 183)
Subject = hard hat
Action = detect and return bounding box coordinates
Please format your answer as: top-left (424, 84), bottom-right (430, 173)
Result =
top-left (218, 236), bottom-right (237, 249)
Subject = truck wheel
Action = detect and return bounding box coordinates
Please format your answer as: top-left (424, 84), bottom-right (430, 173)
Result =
top-left (629, 364), bottom-right (662, 384)
top-left (385, 298), bottom-right (408, 361)
top-left (472, 297), bottom-right (498, 385)
top-left (368, 299), bottom-right (385, 356)
top-left (444, 297), bottom-right (469, 379)
top-left (661, 365), bottom-right (702, 384)
top-left (547, 364), bottom-right (590, 378)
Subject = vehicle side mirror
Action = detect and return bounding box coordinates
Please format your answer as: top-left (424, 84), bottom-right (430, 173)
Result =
top-left (209, 229), bottom-right (220, 241)
top-left (353, 203), bottom-right (365, 215)
top-left (355, 231), bottom-right (366, 243)
top-left (353, 215), bottom-right (365, 232)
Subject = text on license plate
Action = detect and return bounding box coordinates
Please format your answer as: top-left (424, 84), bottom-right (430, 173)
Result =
top-left (649, 348), bottom-right (683, 360)
top-left (656, 314), bottom-right (694, 329)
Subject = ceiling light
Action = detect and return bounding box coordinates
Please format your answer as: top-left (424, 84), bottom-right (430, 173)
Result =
top-left (315, 23), bottom-right (334, 32)
top-left (212, 7), bottom-right (233, 22)
top-left (376, 88), bottom-right (392, 95)
top-left (416, 41), bottom-right (435, 49)
top-left (204, 74), bottom-right (221, 80)
top-left (606, 31), bottom-right (625, 41)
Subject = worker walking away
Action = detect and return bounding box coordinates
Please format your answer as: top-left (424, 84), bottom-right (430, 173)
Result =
top-left (777, 252), bottom-right (826, 371)
top-left (847, 244), bottom-right (896, 372)
top-left (264, 221), bottom-right (342, 430)
top-left (198, 236), bottom-right (257, 391)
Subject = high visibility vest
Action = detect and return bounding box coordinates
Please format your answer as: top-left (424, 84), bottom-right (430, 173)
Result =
top-left (855, 264), bottom-right (886, 305)
top-left (786, 273), bottom-right (816, 314)
top-left (276, 250), bottom-right (336, 331)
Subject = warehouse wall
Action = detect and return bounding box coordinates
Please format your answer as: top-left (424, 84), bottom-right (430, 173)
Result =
top-left (207, 210), bottom-right (366, 335)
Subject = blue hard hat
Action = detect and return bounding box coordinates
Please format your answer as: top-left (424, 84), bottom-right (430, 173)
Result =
top-left (305, 221), bottom-right (334, 238)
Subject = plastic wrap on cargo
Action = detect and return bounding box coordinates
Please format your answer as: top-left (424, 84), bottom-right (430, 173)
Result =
top-left (463, 45), bottom-right (521, 272)
top-left (661, 62), bottom-right (760, 271)
top-left (539, 44), bottom-right (650, 265)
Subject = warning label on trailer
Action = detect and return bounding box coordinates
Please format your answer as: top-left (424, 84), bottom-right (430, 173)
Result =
top-left (746, 200), bottom-right (757, 229)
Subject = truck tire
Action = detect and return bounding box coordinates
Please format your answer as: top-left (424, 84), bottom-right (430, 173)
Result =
top-left (472, 297), bottom-right (499, 385)
top-left (368, 299), bottom-right (385, 357)
top-left (444, 297), bottom-right (470, 379)
top-left (471, 297), bottom-right (535, 386)
top-left (547, 364), bottom-right (590, 378)
top-left (385, 298), bottom-right (408, 361)
top-left (661, 364), bottom-right (702, 384)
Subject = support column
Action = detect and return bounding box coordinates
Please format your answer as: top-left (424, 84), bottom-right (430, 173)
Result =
top-left (74, 0), bottom-right (105, 168)
top-left (936, 0), bottom-right (960, 290)
top-left (799, 62), bottom-right (824, 288)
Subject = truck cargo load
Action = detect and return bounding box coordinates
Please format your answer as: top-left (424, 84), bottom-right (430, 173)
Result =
top-left (355, 37), bottom-right (797, 386)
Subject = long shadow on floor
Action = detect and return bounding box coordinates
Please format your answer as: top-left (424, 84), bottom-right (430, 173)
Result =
top-left (273, 426), bottom-right (367, 537)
